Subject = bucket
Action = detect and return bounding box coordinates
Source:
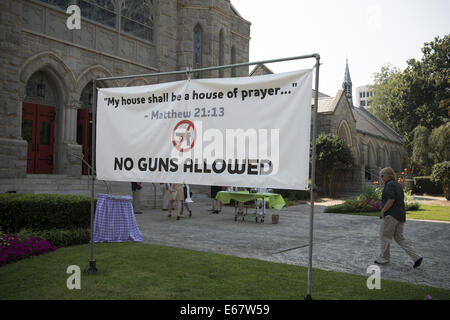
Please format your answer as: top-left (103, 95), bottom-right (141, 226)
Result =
top-left (272, 214), bottom-right (279, 224)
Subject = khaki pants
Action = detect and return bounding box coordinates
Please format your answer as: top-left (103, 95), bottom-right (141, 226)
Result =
top-left (378, 215), bottom-right (421, 263)
top-left (132, 189), bottom-right (141, 213)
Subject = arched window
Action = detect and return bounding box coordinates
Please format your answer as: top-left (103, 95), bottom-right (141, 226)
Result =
top-left (218, 29), bottom-right (225, 78)
top-left (338, 120), bottom-right (352, 147)
top-left (120, 0), bottom-right (154, 42)
top-left (78, 0), bottom-right (117, 28)
top-left (367, 141), bottom-right (376, 169)
top-left (231, 46), bottom-right (236, 77)
top-left (25, 71), bottom-right (57, 106)
top-left (79, 82), bottom-right (93, 110)
top-left (193, 24), bottom-right (203, 79)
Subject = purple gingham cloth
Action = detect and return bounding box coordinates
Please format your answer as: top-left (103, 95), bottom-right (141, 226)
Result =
top-left (93, 193), bottom-right (143, 243)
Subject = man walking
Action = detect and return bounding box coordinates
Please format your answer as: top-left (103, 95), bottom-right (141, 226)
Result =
top-left (375, 167), bottom-right (423, 268)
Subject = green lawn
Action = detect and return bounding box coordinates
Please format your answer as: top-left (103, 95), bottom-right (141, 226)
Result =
top-left (324, 204), bottom-right (450, 222)
top-left (1, 242), bottom-right (449, 300)
top-left (406, 205), bottom-right (450, 222)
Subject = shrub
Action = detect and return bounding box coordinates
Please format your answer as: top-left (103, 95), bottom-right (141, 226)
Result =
top-left (358, 186), bottom-right (382, 202)
top-left (413, 176), bottom-right (443, 195)
top-left (18, 228), bottom-right (91, 248)
top-left (404, 190), bottom-right (421, 211)
top-left (273, 189), bottom-right (310, 201)
top-left (0, 194), bottom-right (95, 233)
top-left (0, 233), bottom-right (56, 266)
top-left (431, 161), bottom-right (450, 200)
top-left (324, 199), bottom-right (374, 213)
top-left (325, 189), bottom-right (420, 213)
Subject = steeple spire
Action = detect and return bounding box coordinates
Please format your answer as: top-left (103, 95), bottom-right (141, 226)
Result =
top-left (342, 58), bottom-right (354, 108)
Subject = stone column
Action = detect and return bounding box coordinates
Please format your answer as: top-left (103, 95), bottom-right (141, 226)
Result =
top-left (60, 100), bottom-right (83, 177)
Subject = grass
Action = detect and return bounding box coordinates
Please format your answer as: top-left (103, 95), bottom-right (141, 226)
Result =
top-left (406, 204), bottom-right (450, 222)
top-left (324, 204), bottom-right (450, 222)
top-left (0, 242), bottom-right (449, 300)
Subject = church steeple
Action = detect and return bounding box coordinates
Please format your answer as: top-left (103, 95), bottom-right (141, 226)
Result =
top-left (342, 58), bottom-right (354, 108)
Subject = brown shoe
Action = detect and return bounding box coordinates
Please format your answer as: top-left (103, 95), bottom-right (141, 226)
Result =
top-left (413, 257), bottom-right (423, 269)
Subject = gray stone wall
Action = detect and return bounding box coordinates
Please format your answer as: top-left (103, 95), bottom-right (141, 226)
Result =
top-left (0, 0), bottom-right (250, 180)
top-left (176, 0), bottom-right (250, 79)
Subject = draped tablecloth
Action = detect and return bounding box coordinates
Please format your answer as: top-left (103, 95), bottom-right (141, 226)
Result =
top-left (93, 193), bottom-right (143, 243)
top-left (216, 191), bottom-right (286, 210)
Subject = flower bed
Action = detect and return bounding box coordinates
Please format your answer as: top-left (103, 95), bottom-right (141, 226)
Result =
top-left (324, 186), bottom-right (420, 214)
top-left (0, 234), bottom-right (56, 266)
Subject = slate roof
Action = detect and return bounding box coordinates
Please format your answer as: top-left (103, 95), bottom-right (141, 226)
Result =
top-left (352, 106), bottom-right (404, 144)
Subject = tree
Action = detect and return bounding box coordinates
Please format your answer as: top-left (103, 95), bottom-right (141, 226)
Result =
top-left (369, 35), bottom-right (449, 152)
top-left (314, 133), bottom-right (354, 196)
top-left (431, 161), bottom-right (450, 200)
top-left (429, 124), bottom-right (450, 165)
top-left (409, 126), bottom-right (431, 176)
top-left (368, 64), bottom-right (406, 131)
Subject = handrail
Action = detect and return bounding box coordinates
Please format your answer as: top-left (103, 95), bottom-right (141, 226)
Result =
top-left (70, 153), bottom-right (111, 194)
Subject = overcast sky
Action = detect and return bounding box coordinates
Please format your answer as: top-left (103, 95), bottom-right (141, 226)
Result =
top-left (231, 0), bottom-right (450, 96)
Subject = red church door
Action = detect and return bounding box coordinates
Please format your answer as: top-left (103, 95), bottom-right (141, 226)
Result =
top-left (22, 103), bottom-right (55, 174)
top-left (77, 108), bottom-right (92, 175)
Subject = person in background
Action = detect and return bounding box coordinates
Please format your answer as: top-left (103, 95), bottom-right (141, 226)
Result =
top-left (256, 187), bottom-right (268, 216)
top-left (210, 185), bottom-right (223, 214)
top-left (181, 184), bottom-right (193, 218)
top-left (168, 183), bottom-right (184, 220)
top-left (375, 167), bottom-right (423, 268)
top-left (131, 182), bottom-right (143, 214)
top-left (236, 186), bottom-right (247, 215)
top-left (160, 183), bottom-right (169, 211)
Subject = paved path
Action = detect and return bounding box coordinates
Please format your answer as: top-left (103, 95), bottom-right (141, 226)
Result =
top-left (134, 200), bottom-right (450, 290)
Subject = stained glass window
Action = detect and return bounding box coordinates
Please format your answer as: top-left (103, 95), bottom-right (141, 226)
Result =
top-left (78, 0), bottom-right (116, 29)
top-left (121, 0), bottom-right (154, 42)
top-left (36, 0), bottom-right (72, 11)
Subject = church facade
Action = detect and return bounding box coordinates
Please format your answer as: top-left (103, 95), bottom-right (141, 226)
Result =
top-left (0, 0), bottom-right (250, 180)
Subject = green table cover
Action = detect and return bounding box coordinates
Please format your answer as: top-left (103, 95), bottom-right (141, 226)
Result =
top-left (216, 191), bottom-right (286, 210)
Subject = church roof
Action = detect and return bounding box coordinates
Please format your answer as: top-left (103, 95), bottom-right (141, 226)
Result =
top-left (249, 64), bottom-right (274, 76)
top-left (343, 58), bottom-right (352, 84)
top-left (313, 89), bottom-right (404, 144)
top-left (250, 64), bottom-right (330, 98)
top-left (353, 107), bottom-right (404, 144)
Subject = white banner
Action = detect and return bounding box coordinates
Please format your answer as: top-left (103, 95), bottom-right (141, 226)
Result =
top-left (96, 69), bottom-right (312, 190)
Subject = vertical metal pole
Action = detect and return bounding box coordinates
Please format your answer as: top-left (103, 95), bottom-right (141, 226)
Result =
top-left (87, 80), bottom-right (97, 274)
top-left (305, 55), bottom-right (320, 300)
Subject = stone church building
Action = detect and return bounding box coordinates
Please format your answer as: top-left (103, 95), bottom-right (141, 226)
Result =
top-left (0, 0), bottom-right (407, 201)
top-left (0, 0), bottom-right (251, 202)
top-left (252, 62), bottom-right (408, 194)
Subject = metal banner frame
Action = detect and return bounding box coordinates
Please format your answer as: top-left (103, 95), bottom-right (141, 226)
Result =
top-left (89, 54), bottom-right (320, 300)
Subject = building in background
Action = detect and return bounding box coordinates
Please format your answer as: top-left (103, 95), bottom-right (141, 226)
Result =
top-left (0, 0), bottom-right (250, 203)
top-left (252, 61), bottom-right (408, 194)
top-left (355, 85), bottom-right (374, 108)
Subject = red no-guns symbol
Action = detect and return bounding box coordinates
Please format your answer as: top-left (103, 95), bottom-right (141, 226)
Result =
top-left (172, 120), bottom-right (197, 152)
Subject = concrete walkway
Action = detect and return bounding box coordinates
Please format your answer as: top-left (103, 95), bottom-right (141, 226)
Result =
top-left (134, 199), bottom-right (450, 290)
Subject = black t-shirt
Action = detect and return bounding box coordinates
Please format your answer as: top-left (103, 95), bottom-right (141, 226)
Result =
top-left (382, 179), bottom-right (406, 222)
top-left (131, 182), bottom-right (141, 191)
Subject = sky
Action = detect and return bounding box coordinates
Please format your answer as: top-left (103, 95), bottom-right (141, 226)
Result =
top-left (231, 0), bottom-right (450, 96)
